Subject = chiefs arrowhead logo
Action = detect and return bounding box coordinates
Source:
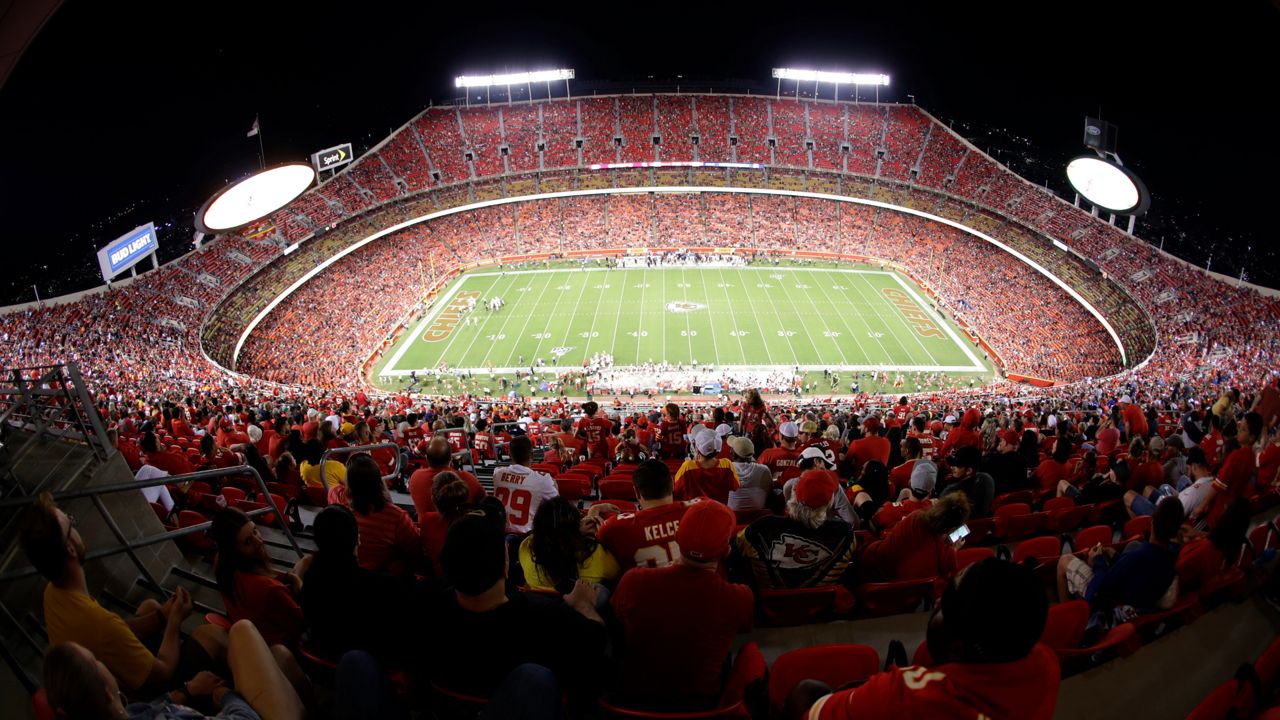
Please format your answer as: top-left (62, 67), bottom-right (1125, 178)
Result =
top-left (766, 533), bottom-right (833, 569)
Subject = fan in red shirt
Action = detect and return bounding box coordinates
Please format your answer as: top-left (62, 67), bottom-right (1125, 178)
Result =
top-left (906, 416), bottom-right (937, 462)
top-left (408, 438), bottom-right (486, 518)
top-left (798, 558), bottom-right (1058, 720)
top-left (939, 409), bottom-right (982, 459)
top-left (759, 421), bottom-right (803, 484)
top-left (1201, 412), bottom-right (1262, 528)
top-left (740, 389), bottom-right (770, 437)
top-left (657, 403), bottom-right (688, 460)
top-left (847, 416), bottom-right (891, 477)
top-left (472, 419), bottom-right (497, 463)
top-left (672, 430), bottom-right (740, 504)
top-left (860, 492), bottom-right (968, 582)
top-left (418, 471), bottom-right (474, 575)
top-left (598, 459), bottom-right (695, 570)
top-left (1120, 394), bottom-right (1149, 439)
top-left (611, 500), bottom-right (753, 711)
top-left (575, 401), bottom-right (614, 459)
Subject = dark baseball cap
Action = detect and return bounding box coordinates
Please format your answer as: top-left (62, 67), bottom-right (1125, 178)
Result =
top-left (440, 497), bottom-right (508, 595)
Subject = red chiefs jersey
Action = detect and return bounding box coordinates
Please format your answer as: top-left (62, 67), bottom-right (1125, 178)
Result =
top-left (445, 429), bottom-right (468, 453)
top-left (759, 446), bottom-right (802, 483)
top-left (402, 425), bottom-right (424, 447)
top-left (577, 416), bottom-right (613, 458)
top-left (808, 644), bottom-right (1060, 720)
top-left (658, 420), bottom-right (688, 457)
top-left (907, 430), bottom-right (937, 461)
top-left (598, 500), bottom-right (694, 571)
top-left (472, 432), bottom-right (496, 460)
top-left (742, 405), bottom-right (768, 435)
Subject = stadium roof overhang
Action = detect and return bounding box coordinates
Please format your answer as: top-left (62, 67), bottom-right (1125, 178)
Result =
top-left (0, 0), bottom-right (64, 91)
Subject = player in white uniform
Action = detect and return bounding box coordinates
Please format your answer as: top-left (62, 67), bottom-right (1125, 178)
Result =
top-left (492, 435), bottom-right (559, 535)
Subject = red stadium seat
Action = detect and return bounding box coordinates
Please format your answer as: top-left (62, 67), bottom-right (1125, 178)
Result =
top-left (853, 577), bottom-right (940, 617)
top-left (768, 644), bottom-right (880, 715)
top-left (1186, 679), bottom-right (1240, 720)
top-left (1128, 594), bottom-right (1203, 642)
top-left (555, 476), bottom-right (593, 502)
top-left (992, 490), bottom-right (1035, 509)
top-left (1045, 502), bottom-right (1093, 534)
top-left (1040, 600), bottom-right (1089, 652)
top-left (1012, 536), bottom-right (1062, 566)
top-left (177, 510), bottom-right (215, 553)
top-left (994, 503), bottom-right (1046, 541)
top-left (600, 478), bottom-right (638, 501)
top-left (756, 586), bottom-right (855, 627)
top-left (1055, 623), bottom-right (1141, 677)
top-left (962, 517), bottom-right (996, 546)
top-left (1121, 515), bottom-right (1152, 542)
top-left (220, 486), bottom-right (247, 505)
top-left (590, 499), bottom-right (637, 514)
top-left (1073, 525), bottom-right (1113, 556)
top-left (955, 547), bottom-right (995, 571)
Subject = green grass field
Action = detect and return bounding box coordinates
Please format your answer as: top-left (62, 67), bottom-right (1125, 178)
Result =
top-left (372, 262), bottom-right (992, 394)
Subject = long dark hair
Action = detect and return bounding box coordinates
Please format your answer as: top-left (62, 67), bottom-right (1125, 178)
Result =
top-left (241, 443), bottom-right (275, 485)
top-left (529, 496), bottom-right (595, 592)
top-left (347, 454), bottom-right (388, 515)
top-left (211, 508), bottom-right (256, 603)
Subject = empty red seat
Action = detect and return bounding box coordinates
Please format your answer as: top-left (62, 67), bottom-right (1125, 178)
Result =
top-left (1186, 679), bottom-right (1240, 720)
top-left (220, 486), bottom-right (247, 505)
top-left (599, 478), bottom-right (638, 501)
top-left (854, 577), bottom-right (940, 617)
top-left (555, 476), bottom-right (593, 502)
top-left (1040, 599), bottom-right (1089, 652)
top-left (1121, 514), bottom-right (1152, 541)
top-left (1073, 525), bottom-right (1113, 555)
top-left (1012, 535), bottom-right (1062, 565)
top-left (1045, 502), bottom-right (1093, 534)
top-left (955, 547), bottom-right (995, 571)
top-left (756, 586), bottom-right (855, 627)
top-left (768, 644), bottom-right (880, 714)
top-left (994, 503), bottom-right (1045, 540)
top-left (599, 642), bottom-right (765, 718)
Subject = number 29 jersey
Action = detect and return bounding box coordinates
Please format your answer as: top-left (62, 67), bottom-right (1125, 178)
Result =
top-left (597, 499), bottom-right (696, 571)
top-left (491, 464), bottom-right (559, 535)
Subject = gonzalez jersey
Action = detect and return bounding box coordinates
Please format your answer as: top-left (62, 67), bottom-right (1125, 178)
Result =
top-left (491, 464), bottom-right (559, 535)
top-left (598, 500), bottom-right (694, 571)
top-left (758, 447), bottom-right (803, 484)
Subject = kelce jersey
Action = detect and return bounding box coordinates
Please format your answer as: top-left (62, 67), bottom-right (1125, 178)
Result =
top-left (598, 500), bottom-right (695, 571)
top-left (492, 464), bottom-right (559, 534)
top-left (809, 644), bottom-right (1060, 720)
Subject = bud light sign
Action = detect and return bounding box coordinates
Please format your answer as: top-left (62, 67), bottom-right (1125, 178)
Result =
top-left (97, 222), bottom-right (159, 282)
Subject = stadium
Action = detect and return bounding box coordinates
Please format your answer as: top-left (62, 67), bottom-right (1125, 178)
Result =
top-left (3, 11), bottom-right (1280, 719)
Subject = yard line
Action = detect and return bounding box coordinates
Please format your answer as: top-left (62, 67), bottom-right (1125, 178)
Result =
top-left (692, 269), bottom-right (722, 364)
top-left (714, 266), bottom-right (750, 362)
top-left (510, 270), bottom-right (565, 368)
top-left (747, 265), bottom-right (798, 363)
top-left (739, 267), bottom-right (796, 365)
top-left (846, 273), bottom-right (940, 367)
top-left (888, 273), bottom-right (986, 369)
top-left (632, 267), bottom-right (645, 360)
top-left (817, 270), bottom-right (869, 365)
top-left (383, 274), bottom-right (467, 374)
top-left (417, 275), bottom-right (492, 371)
top-left (788, 269), bottom-right (849, 366)
top-left (555, 268), bottom-right (595, 366)
top-left (524, 271), bottom-right (576, 366)
top-left (778, 268), bottom-right (840, 365)
top-left (450, 276), bottom-right (510, 368)
top-left (826, 273), bottom-right (899, 367)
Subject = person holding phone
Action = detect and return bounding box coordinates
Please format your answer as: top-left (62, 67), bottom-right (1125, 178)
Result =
top-left (857, 494), bottom-right (971, 584)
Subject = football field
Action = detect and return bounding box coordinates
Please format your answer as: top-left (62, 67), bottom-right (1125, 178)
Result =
top-left (373, 263), bottom-right (991, 392)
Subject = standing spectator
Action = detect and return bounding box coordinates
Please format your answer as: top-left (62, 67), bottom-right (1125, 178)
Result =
top-left (576, 401), bottom-right (613, 459)
top-left (1201, 412), bottom-right (1262, 528)
top-left (657, 403), bottom-right (688, 459)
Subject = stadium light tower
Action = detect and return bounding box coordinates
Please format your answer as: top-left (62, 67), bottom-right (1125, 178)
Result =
top-left (772, 68), bottom-right (890, 104)
top-left (1065, 117), bottom-right (1149, 234)
top-left (454, 69), bottom-right (575, 106)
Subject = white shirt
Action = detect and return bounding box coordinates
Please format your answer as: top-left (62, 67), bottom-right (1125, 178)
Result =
top-left (492, 463), bottom-right (559, 535)
top-left (1178, 475), bottom-right (1217, 516)
top-left (135, 465), bottom-right (174, 512)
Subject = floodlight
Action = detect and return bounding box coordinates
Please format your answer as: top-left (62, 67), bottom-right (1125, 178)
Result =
top-left (1066, 156), bottom-right (1149, 215)
top-left (771, 68), bottom-right (889, 86)
top-left (196, 163), bottom-right (316, 233)
top-left (455, 69), bottom-right (575, 88)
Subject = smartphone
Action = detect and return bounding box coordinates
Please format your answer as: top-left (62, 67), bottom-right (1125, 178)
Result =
top-left (948, 524), bottom-right (970, 544)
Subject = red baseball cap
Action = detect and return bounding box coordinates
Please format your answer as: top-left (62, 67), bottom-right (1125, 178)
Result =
top-left (675, 501), bottom-right (736, 562)
top-left (794, 470), bottom-right (838, 508)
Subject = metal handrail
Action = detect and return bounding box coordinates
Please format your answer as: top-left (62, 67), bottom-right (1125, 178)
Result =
top-left (0, 465), bottom-right (302, 585)
top-left (316, 442), bottom-right (403, 491)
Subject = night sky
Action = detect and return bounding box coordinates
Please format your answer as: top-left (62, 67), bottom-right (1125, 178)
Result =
top-left (1, 1), bottom-right (1276, 304)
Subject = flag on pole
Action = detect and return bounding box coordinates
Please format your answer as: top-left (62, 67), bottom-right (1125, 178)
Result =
top-left (246, 116), bottom-right (260, 137)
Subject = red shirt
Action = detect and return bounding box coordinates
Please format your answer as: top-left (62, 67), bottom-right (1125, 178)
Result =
top-left (859, 510), bottom-right (956, 582)
top-left (1206, 446), bottom-right (1256, 526)
top-left (354, 504), bottom-right (421, 576)
top-left (1035, 458), bottom-right (1069, 494)
top-left (598, 501), bottom-right (692, 571)
top-left (658, 420), bottom-right (688, 458)
top-left (1175, 538), bottom-right (1226, 593)
top-left (1122, 403), bottom-right (1149, 438)
top-left (1126, 459), bottom-right (1163, 494)
top-left (673, 462), bottom-right (739, 504)
top-left (224, 571), bottom-right (304, 649)
top-left (408, 467), bottom-right (485, 518)
top-left (889, 459), bottom-right (917, 496)
top-left (907, 430), bottom-right (937, 461)
top-left (577, 416), bottom-right (613, 459)
top-left (759, 446), bottom-right (802, 484)
top-left (420, 512), bottom-right (453, 575)
top-left (268, 432), bottom-right (288, 461)
top-left (848, 436), bottom-right (891, 473)
top-left (742, 405), bottom-right (768, 436)
top-left (809, 644), bottom-right (1060, 720)
top-left (473, 432), bottom-right (496, 461)
top-left (612, 563), bottom-right (754, 710)
top-left (444, 429), bottom-right (468, 453)
top-left (145, 450), bottom-right (194, 476)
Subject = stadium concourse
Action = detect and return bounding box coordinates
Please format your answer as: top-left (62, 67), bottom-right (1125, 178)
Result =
top-left (4, 93), bottom-right (1280, 719)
